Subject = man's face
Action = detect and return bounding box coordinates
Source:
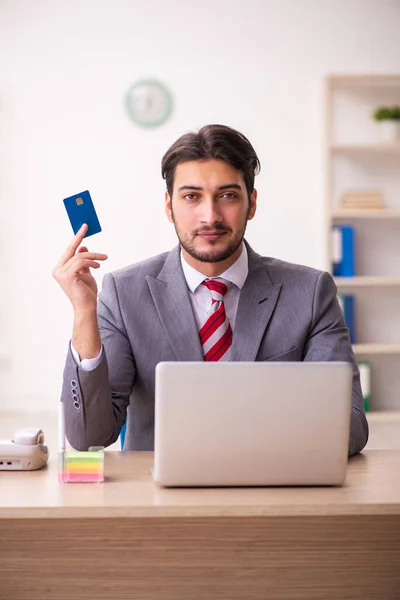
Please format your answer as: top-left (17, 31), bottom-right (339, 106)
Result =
top-left (165, 159), bottom-right (257, 266)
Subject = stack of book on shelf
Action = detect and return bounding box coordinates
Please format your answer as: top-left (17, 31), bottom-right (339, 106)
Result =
top-left (341, 190), bottom-right (387, 210)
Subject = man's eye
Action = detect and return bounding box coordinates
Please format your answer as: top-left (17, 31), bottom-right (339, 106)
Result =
top-left (183, 194), bottom-right (198, 201)
top-left (222, 193), bottom-right (237, 199)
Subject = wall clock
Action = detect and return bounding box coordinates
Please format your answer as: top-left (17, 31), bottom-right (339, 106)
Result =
top-left (125, 79), bottom-right (173, 127)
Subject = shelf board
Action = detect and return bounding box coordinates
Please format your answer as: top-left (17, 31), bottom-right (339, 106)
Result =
top-left (334, 276), bottom-right (400, 287)
top-left (366, 410), bottom-right (400, 422)
top-left (330, 143), bottom-right (400, 153)
top-left (328, 74), bottom-right (400, 85)
top-left (353, 343), bottom-right (400, 355)
top-left (331, 209), bottom-right (400, 219)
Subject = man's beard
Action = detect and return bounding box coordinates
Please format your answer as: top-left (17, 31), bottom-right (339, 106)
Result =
top-left (172, 218), bottom-right (248, 264)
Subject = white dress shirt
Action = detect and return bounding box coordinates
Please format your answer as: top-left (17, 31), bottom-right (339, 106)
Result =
top-left (71, 243), bottom-right (249, 371)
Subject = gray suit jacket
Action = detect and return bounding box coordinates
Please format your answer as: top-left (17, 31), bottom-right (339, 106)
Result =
top-left (61, 242), bottom-right (368, 456)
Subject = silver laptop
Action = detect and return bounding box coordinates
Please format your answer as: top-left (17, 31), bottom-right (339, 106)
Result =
top-left (153, 361), bottom-right (353, 487)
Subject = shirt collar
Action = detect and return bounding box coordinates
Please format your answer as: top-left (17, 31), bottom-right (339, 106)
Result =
top-left (180, 243), bottom-right (248, 293)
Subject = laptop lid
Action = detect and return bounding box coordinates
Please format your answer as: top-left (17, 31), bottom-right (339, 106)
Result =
top-left (154, 361), bottom-right (352, 487)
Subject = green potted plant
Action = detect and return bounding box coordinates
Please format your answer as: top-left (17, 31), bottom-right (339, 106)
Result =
top-left (372, 106), bottom-right (400, 142)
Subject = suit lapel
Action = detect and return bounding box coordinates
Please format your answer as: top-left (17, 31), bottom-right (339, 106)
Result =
top-left (146, 245), bottom-right (203, 361)
top-left (231, 243), bottom-right (282, 361)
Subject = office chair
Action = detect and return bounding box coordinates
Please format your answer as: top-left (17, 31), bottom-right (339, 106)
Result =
top-left (120, 422), bottom-right (126, 450)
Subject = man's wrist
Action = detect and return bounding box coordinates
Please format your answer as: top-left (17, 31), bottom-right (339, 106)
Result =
top-left (73, 309), bottom-right (98, 326)
top-left (72, 312), bottom-right (101, 360)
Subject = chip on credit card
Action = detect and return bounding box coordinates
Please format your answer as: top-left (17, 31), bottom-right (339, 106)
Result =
top-left (63, 190), bottom-right (102, 238)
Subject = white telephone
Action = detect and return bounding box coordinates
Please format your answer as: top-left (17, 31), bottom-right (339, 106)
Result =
top-left (0, 427), bottom-right (49, 471)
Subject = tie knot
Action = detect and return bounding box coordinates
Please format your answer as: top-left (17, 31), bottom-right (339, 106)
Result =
top-left (202, 278), bottom-right (229, 300)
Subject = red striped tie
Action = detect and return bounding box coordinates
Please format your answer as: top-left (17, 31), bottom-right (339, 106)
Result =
top-left (199, 279), bottom-right (233, 361)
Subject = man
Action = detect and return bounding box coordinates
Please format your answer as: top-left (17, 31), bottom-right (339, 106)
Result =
top-left (53, 124), bottom-right (368, 456)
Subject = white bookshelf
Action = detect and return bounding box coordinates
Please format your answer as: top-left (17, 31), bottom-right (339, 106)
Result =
top-left (325, 74), bottom-right (400, 412)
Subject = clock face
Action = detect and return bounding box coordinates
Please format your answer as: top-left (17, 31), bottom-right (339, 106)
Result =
top-left (125, 79), bottom-right (173, 127)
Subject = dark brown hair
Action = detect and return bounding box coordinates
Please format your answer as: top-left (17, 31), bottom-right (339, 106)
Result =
top-left (161, 124), bottom-right (261, 199)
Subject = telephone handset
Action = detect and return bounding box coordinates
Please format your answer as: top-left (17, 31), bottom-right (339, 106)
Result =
top-left (0, 427), bottom-right (49, 470)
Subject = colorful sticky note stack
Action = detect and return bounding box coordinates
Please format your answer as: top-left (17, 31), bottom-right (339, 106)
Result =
top-left (59, 448), bottom-right (104, 483)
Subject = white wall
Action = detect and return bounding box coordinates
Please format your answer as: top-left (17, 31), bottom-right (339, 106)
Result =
top-left (0, 0), bottom-right (399, 412)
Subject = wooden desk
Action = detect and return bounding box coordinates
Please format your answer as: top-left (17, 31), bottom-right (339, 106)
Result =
top-left (1, 451), bottom-right (400, 600)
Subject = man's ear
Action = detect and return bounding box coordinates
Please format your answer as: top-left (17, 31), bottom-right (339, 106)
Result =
top-left (248, 189), bottom-right (257, 220)
top-left (165, 191), bottom-right (173, 223)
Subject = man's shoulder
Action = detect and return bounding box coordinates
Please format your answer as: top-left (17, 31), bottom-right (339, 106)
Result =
top-left (108, 249), bottom-right (172, 282)
top-left (255, 253), bottom-right (335, 301)
top-left (255, 252), bottom-right (325, 284)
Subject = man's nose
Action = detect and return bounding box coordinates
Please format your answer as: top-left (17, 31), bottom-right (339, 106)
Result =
top-left (200, 198), bottom-right (223, 224)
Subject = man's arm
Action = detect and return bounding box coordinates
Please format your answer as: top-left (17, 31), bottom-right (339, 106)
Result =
top-left (303, 271), bottom-right (369, 456)
top-left (61, 273), bottom-right (135, 450)
top-left (53, 224), bottom-right (134, 450)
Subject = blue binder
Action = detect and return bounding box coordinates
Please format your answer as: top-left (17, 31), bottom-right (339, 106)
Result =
top-left (332, 225), bottom-right (355, 277)
top-left (337, 293), bottom-right (356, 343)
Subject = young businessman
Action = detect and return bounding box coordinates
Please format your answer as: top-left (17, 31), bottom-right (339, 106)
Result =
top-left (53, 124), bottom-right (368, 456)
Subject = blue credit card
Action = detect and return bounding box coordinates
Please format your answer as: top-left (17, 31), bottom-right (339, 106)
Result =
top-left (63, 190), bottom-right (102, 238)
